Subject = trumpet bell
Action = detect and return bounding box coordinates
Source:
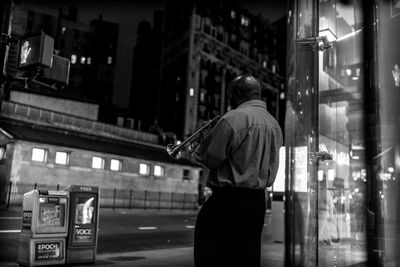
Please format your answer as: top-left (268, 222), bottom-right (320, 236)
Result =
top-left (166, 143), bottom-right (181, 159)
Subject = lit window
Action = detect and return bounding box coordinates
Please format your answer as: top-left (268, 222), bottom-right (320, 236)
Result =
top-left (200, 91), bottom-right (206, 102)
top-left (32, 148), bottom-right (47, 162)
top-left (107, 56), bottom-right (113, 64)
top-left (92, 156), bottom-right (104, 169)
top-left (263, 61), bottom-right (267, 68)
top-left (80, 56), bottom-right (86, 64)
top-left (139, 163), bottom-right (150, 175)
top-left (110, 159), bottom-right (122, 171)
top-left (87, 57), bottom-right (92, 65)
top-left (71, 54), bottom-right (77, 64)
top-left (241, 15), bottom-right (249, 26)
top-left (272, 64), bottom-right (276, 73)
top-left (154, 165), bottom-right (164, 177)
top-left (189, 88), bottom-right (194, 96)
top-left (55, 151), bottom-right (69, 165)
top-left (61, 26), bottom-right (67, 35)
top-left (117, 116), bottom-right (124, 127)
top-left (230, 10), bottom-right (236, 19)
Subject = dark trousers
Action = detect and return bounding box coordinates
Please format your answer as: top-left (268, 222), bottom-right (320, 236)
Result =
top-left (194, 187), bottom-right (266, 267)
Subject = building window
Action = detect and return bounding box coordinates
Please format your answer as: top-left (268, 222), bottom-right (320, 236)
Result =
top-left (189, 88), bottom-right (194, 96)
top-left (32, 148), bottom-right (47, 162)
top-left (200, 91), bottom-right (206, 103)
top-left (107, 56), bottom-right (113, 64)
top-left (139, 163), bottom-right (150, 175)
top-left (92, 156), bottom-right (104, 170)
top-left (154, 165), bottom-right (164, 177)
top-left (117, 116), bottom-right (124, 127)
top-left (55, 151), bottom-right (69, 165)
top-left (272, 64), bottom-right (276, 73)
top-left (71, 54), bottom-right (77, 64)
top-left (241, 15), bottom-right (250, 27)
top-left (80, 56), bottom-right (86, 64)
top-left (61, 26), bottom-right (67, 35)
top-left (230, 10), bottom-right (236, 19)
top-left (183, 169), bottom-right (191, 180)
top-left (126, 118), bottom-right (134, 129)
top-left (110, 159), bottom-right (122, 171)
top-left (87, 57), bottom-right (92, 65)
top-left (263, 61), bottom-right (267, 69)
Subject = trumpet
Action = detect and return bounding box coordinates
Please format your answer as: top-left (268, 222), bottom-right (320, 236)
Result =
top-left (166, 115), bottom-right (221, 159)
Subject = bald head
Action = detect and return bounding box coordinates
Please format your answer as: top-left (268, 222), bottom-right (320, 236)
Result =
top-left (228, 74), bottom-right (261, 109)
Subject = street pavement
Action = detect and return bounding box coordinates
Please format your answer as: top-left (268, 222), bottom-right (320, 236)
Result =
top-left (0, 208), bottom-right (284, 267)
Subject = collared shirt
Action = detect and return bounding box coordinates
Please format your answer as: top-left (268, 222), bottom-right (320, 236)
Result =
top-left (194, 99), bottom-right (283, 189)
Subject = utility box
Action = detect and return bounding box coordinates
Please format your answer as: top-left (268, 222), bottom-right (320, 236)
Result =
top-left (17, 190), bottom-right (69, 266)
top-left (64, 185), bottom-right (99, 264)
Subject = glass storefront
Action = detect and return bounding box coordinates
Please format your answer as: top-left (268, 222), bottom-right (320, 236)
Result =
top-left (285, 0), bottom-right (400, 266)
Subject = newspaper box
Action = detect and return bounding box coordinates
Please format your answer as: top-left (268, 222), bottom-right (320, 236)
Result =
top-left (17, 190), bottom-right (69, 266)
top-left (65, 185), bottom-right (99, 264)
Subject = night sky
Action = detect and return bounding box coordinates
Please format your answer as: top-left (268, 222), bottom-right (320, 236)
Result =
top-left (20, 0), bottom-right (287, 108)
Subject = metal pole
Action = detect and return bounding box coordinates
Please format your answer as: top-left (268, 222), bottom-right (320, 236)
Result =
top-left (158, 191), bottom-right (161, 210)
top-left (144, 190), bottom-right (147, 210)
top-left (129, 189), bottom-right (132, 209)
top-left (170, 192), bottom-right (174, 210)
top-left (6, 181), bottom-right (12, 209)
top-left (112, 188), bottom-right (116, 210)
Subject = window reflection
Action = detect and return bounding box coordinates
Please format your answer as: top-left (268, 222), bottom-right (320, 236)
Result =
top-left (318, 0), bottom-right (367, 265)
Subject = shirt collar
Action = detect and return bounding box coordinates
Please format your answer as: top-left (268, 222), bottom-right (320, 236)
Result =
top-left (236, 99), bottom-right (266, 110)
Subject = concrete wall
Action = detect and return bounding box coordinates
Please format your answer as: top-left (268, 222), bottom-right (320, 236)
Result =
top-left (9, 141), bottom-right (200, 194)
top-left (10, 91), bottom-right (99, 120)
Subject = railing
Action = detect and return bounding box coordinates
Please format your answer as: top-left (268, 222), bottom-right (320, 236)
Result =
top-left (0, 182), bottom-right (199, 211)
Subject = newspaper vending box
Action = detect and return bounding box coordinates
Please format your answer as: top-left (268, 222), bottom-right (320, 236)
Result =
top-left (65, 185), bottom-right (99, 264)
top-left (17, 189), bottom-right (69, 266)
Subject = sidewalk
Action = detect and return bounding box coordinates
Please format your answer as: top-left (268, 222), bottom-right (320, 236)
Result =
top-left (0, 208), bottom-right (284, 267)
top-left (0, 243), bottom-right (284, 267)
top-left (93, 242), bottom-right (284, 267)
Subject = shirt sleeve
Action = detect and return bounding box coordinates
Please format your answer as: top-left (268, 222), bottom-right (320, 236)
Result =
top-left (193, 118), bottom-right (234, 169)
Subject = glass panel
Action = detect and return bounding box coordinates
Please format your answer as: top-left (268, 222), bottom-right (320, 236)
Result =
top-left (75, 196), bottom-right (95, 225)
top-left (367, 0), bottom-right (400, 265)
top-left (286, 1), bottom-right (319, 266)
top-left (38, 197), bottom-right (66, 227)
top-left (317, 1), bottom-right (367, 266)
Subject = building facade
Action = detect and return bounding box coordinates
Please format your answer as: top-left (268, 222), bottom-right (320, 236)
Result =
top-left (285, 0), bottom-right (400, 266)
top-left (0, 96), bottom-right (202, 201)
top-left (159, 1), bottom-right (286, 139)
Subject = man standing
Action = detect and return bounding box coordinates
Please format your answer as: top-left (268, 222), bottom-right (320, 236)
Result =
top-left (193, 74), bottom-right (283, 267)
